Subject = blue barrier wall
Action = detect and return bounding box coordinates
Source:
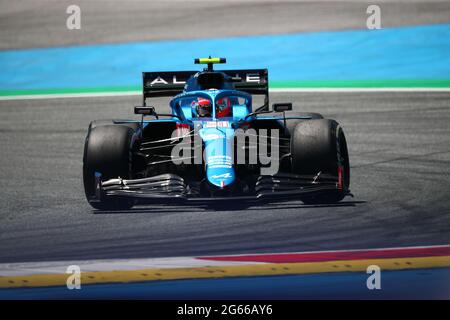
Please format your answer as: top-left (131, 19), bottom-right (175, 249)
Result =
top-left (1, 24), bottom-right (450, 94)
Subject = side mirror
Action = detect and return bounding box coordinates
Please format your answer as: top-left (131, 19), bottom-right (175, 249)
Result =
top-left (134, 106), bottom-right (156, 115)
top-left (272, 103), bottom-right (292, 112)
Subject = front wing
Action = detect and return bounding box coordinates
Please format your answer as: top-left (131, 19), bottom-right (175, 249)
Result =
top-left (90, 172), bottom-right (347, 205)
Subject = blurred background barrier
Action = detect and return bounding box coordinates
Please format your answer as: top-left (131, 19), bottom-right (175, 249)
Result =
top-left (0, 1), bottom-right (449, 96)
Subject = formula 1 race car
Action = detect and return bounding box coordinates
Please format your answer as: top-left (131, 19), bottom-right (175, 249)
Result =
top-left (83, 58), bottom-right (350, 210)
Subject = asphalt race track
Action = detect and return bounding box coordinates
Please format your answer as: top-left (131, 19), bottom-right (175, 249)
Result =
top-left (0, 92), bottom-right (449, 263)
top-left (2, 1), bottom-right (450, 49)
top-left (0, 0), bottom-right (449, 267)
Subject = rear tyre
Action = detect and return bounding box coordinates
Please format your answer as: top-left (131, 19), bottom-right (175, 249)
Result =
top-left (283, 111), bottom-right (324, 137)
top-left (83, 124), bottom-right (137, 210)
top-left (88, 119), bottom-right (140, 132)
top-left (291, 119), bottom-right (350, 204)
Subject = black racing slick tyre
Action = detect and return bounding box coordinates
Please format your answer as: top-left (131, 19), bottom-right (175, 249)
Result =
top-left (291, 119), bottom-right (350, 204)
top-left (283, 111), bottom-right (324, 137)
top-left (88, 119), bottom-right (140, 132)
top-left (83, 124), bottom-right (137, 210)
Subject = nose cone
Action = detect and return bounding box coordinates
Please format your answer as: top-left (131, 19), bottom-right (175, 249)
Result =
top-left (208, 167), bottom-right (235, 188)
top-left (200, 126), bottom-right (235, 188)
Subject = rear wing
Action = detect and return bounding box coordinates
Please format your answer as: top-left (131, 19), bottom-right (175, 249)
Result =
top-left (142, 69), bottom-right (269, 109)
top-left (142, 71), bottom-right (195, 100)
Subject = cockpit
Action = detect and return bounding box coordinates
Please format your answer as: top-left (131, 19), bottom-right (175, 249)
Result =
top-left (170, 90), bottom-right (251, 121)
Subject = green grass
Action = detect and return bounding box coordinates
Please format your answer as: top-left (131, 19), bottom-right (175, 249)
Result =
top-left (1, 80), bottom-right (450, 97)
top-left (270, 79), bottom-right (450, 88)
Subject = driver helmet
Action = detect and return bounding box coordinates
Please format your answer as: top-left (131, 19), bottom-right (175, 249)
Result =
top-left (216, 97), bottom-right (231, 118)
top-left (192, 97), bottom-right (212, 117)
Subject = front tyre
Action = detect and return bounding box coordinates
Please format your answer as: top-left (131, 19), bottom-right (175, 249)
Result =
top-left (291, 119), bottom-right (350, 204)
top-left (83, 124), bottom-right (137, 210)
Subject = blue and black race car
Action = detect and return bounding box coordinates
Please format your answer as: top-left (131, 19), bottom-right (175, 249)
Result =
top-left (83, 58), bottom-right (350, 210)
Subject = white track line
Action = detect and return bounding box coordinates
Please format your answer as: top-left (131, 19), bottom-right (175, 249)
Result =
top-left (1, 88), bottom-right (450, 101)
top-left (0, 91), bottom-right (141, 101)
top-left (0, 257), bottom-right (265, 277)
